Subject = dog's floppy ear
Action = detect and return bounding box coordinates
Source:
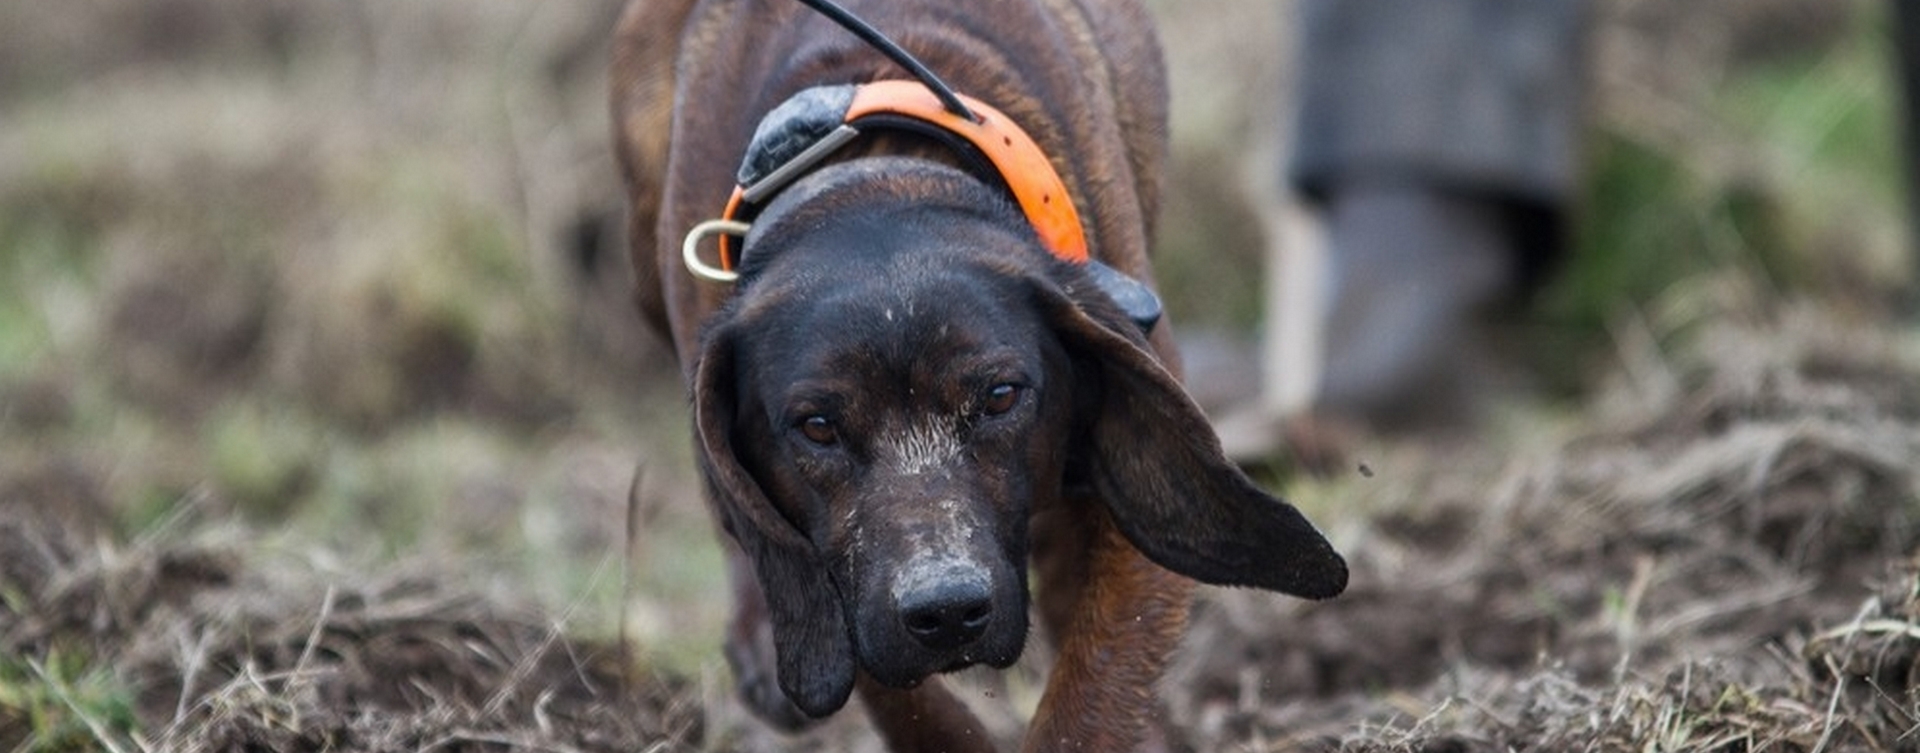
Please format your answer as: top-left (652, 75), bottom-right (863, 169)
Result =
top-left (692, 325), bottom-right (857, 718)
top-left (1038, 274), bottom-right (1348, 599)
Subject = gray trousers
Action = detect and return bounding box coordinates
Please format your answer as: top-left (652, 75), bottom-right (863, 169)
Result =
top-left (1285, 0), bottom-right (1591, 423)
top-left (1289, 0), bottom-right (1590, 286)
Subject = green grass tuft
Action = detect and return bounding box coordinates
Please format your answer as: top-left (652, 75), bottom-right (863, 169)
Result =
top-left (0, 652), bottom-right (139, 753)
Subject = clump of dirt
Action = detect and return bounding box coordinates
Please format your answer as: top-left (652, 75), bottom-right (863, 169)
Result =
top-left (1171, 309), bottom-right (1920, 750)
top-left (0, 498), bottom-right (702, 752)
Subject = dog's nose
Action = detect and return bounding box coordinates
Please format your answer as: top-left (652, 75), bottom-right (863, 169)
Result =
top-left (897, 579), bottom-right (993, 651)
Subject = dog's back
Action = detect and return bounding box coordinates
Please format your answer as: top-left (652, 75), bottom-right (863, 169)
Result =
top-left (612, 0), bottom-right (1170, 366)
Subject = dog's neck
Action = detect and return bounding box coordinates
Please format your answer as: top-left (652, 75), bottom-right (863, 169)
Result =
top-left (721, 82), bottom-right (1089, 266)
top-left (733, 157), bottom-right (1034, 284)
top-left (715, 82), bottom-right (1162, 331)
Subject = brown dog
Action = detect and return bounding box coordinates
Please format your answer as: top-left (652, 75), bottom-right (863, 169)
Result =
top-left (610, 1), bottom-right (1347, 750)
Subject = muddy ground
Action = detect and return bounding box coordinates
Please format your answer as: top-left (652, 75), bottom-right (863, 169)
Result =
top-left (9, 305), bottom-right (1920, 752)
top-left (3, 0), bottom-right (1918, 751)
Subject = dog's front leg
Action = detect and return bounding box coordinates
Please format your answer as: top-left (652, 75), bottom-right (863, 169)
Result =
top-left (1023, 513), bottom-right (1191, 753)
top-left (856, 672), bottom-right (996, 753)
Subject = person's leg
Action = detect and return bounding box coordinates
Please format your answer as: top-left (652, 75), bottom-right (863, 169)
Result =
top-left (1314, 181), bottom-right (1514, 426)
top-left (1283, 0), bottom-right (1589, 431)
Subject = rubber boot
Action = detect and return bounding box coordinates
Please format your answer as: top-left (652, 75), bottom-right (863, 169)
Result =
top-left (1315, 180), bottom-right (1514, 429)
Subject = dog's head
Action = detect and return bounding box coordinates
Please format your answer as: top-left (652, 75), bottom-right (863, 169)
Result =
top-left (692, 158), bottom-right (1346, 718)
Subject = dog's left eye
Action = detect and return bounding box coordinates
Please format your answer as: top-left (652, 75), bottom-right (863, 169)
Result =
top-left (981, 383), bottom-right (1023, 416)
top-left (797, 415), bottom-right (839, 445)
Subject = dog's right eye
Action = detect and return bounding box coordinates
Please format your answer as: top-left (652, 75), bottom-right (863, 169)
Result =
top-left (797, 415), bottom-right (839, 446)
top-left (981, 383), bottom-right (1023, 416)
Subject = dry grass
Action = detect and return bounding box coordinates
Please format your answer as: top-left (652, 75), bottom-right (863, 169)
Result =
top-left (1, 495), bottom-right (702, 752)
top-left (1170, 307), bottom-right (1920, 751)
top-left (7, 305), bottom-right (1915, 752)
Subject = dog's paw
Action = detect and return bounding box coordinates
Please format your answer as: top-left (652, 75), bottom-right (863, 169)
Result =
top-left (725, 617), bottom-right (819, 731)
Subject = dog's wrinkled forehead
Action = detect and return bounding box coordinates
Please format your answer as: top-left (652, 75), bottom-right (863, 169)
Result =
top-left (741, 262), bottom-right (1040, 382)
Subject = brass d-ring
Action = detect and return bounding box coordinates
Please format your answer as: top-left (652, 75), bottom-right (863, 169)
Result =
top-left (682, 219), bottom-right (751, 283)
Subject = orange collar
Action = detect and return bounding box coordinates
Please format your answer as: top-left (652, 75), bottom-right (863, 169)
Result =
top-left (717, 80), bottom-right (1089, 270)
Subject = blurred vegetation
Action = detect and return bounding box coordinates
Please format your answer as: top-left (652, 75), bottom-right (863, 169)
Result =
top-left (0, 652), bottom-right (138, 753)
top-left (1551, 1), bottom-right (1909, 339)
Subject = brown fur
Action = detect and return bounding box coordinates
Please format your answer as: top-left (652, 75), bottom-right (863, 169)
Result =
top-left (610, 2), bottom-right (1345, 751)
